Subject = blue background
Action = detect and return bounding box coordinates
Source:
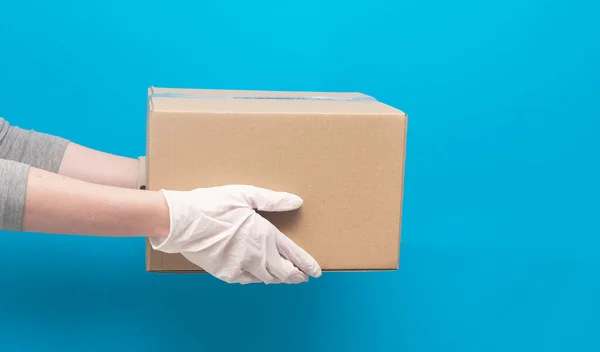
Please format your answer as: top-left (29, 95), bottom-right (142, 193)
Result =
top-left (1, 0), bottom-right (599, 351)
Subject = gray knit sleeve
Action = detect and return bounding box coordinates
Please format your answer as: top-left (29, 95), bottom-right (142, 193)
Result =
top-left (0, 117), bottom-right (70, 231)
top-left (0, 117), bottom-right (69, 172)
top-left (0, 159), bottom-right (30, 231)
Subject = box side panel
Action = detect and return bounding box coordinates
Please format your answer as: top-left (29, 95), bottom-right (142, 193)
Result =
top-left (147, 109), bottom-right (406, 271)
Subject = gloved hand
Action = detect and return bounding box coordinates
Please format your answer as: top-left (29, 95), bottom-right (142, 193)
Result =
top-left (149, 185), bottom-right (321, 284)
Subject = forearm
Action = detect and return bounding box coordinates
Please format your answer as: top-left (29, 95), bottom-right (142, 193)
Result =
top-left (58, 142), bottom-right (140, 189)
top-left (22, 167), bottom-right (169, 237)
top-left (1, 117), bottom-right (141, 189)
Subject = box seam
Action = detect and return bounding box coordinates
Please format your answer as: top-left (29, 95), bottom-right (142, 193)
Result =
top-left (396, 113), bottom-right (408, 270)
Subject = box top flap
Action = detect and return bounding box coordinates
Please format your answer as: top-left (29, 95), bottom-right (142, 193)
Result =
top-left (147, 86), bottom-right (405, 115)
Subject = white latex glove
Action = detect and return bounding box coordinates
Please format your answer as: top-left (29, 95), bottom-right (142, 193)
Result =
top-left (149, 185), bottom-right (321, 284)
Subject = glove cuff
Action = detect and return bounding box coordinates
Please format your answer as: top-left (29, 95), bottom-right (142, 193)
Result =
top-left (149, 189), bottom-right (191, 254)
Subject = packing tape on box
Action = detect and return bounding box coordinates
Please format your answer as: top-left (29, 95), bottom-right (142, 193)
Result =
top-left (149, 92), bottom-right (377, 102)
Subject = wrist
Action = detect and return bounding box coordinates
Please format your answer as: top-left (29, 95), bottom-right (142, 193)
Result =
top-left (144, 190), bottom-right (171, 237)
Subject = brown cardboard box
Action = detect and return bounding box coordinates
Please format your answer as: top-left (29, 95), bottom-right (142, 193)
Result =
top-left (144, 86), bottom-right (407, 272)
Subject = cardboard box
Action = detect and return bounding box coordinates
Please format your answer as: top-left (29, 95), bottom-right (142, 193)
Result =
top-left (143, 87), bottom-right (407, 272)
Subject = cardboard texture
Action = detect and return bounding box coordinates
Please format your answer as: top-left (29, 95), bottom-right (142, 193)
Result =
top-left (144, 87), bottom-right (407, 272)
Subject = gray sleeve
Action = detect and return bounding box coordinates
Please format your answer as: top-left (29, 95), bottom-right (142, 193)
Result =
top-left (0, 117), bottom-right (69, 172)
top-left (0, 159), bottom-right (30, 231)
top-left (0, 117), bottom-right (70, 231)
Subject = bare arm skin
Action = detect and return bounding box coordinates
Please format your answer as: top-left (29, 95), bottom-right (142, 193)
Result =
top-left (58, 143), bottom-right (140, 189)
top-left (22, 167), bottom-right (169, 237)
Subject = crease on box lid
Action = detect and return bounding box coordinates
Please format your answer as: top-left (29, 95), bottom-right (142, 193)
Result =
top-left (148, 87), bottom-right (377, 102)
